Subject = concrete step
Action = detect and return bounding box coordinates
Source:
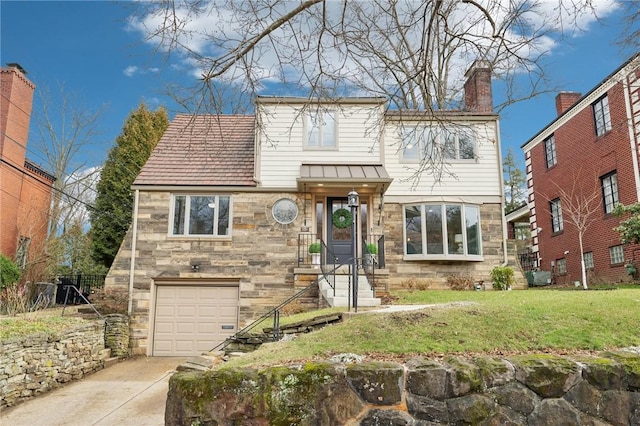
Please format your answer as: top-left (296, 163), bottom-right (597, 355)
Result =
top-left (318, 275), bottom-right (381, 307)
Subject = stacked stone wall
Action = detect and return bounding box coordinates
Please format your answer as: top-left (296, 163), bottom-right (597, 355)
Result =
top-left (0, 320), bottom-right (106, 408)
top-left (166, 352), bottom-right (640, 425)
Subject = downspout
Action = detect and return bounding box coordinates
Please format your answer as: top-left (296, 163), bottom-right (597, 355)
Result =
top-left (495, 119), bottom-right (509, 266)
top-left (128, 189), bottom-right (140, 315)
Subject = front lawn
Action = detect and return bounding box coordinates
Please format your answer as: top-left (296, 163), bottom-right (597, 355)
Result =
top-left (222, 288), bottom-right (640, 368)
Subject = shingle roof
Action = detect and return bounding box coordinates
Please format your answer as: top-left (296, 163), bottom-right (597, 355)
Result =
top-left (134, 114), bottom-right (257, 186)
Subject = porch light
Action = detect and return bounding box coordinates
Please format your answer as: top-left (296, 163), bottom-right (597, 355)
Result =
top-left (347, 189), bottom-right (359, 207)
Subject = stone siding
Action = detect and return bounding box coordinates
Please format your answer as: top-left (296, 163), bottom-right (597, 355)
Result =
top-left (0, 320), bottom-right (106, 408)
top-left (165, 352), bottom-right (640, 425)
top-left (107, 191), bottom-right (513, 354)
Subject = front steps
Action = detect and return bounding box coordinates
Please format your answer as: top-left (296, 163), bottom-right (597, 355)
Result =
top-left (318, 274), bottom-right (381, 307)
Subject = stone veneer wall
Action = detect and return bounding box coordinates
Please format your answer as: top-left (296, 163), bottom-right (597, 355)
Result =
top-left (106, 191), bottom-right (514, 354)
top-left (165, 352), bottom-right (640, 425)
top-left (106, 191), bottom-right (314, 355)
top-left (0, 320), bottom-right (106, 408)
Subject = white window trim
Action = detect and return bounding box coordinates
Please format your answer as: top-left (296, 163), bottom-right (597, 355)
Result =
top-left (169, 194), bottom-right (233, 239)
top-left (544, 135), bottom-right (557, 168)
top-left (400, 125), bottom-right (477, 163)
top-left (601, 172), bottom-right (619, 214)
top-left (402, 203), bottom-right (484, 261)
top-left (593, 95), bottom-right (612, 137)
top-left (550, 198), bottom-right (563, 233)
top-left (303, 109), bottom-right (338, 150)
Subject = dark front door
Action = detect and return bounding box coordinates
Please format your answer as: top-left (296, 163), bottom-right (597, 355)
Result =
top-left (327, 197), bottom-right (354, 264)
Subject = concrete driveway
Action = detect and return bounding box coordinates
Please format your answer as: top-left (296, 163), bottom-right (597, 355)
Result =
top-left (1, 356), bottom-right (186, 426)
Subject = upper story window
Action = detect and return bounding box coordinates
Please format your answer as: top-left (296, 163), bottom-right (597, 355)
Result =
top-left (172, 195), bottom-right (231, 237)
top-left (550, 198), bottom-right (563, 233)
top-left (402, 126), bottom-right (475, 162)
top-left (305, 110), bottom-right (336, 149)
top-left (403, 203), bottom-right (482, 259)
top-left (544, 135), bottom-right (557, 168)
top-left (593, 95), bottom-right (611, 136)
top-left (601, 171), bottom-right (619, 214)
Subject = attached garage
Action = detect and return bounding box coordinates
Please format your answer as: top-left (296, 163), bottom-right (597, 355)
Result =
top-left (152, 281), bottom-right (239, 356)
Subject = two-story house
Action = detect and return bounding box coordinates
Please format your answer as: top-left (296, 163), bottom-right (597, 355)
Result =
top-left (522, 53), bottom-right (640, 286)
top-left (106, 61), bottom-right (512, 356)
top-left (1, 64), bottom-right (55, 280)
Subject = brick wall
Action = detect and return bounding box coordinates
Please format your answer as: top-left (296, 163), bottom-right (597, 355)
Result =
top-left (0, 65), bottom-right (53, 271)
top-left (528, 65), bottom-right (640, 284)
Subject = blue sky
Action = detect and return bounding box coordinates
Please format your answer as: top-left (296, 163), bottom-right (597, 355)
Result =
top-left (1, 1), bottom-right (637, 171)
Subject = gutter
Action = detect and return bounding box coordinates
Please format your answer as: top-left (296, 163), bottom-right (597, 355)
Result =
top-left (495, 119), bottom-right (509, 266)
top-left (622, 74), bottom-right (640, 202)
top-left (128, 189), bottom-right (140, 315)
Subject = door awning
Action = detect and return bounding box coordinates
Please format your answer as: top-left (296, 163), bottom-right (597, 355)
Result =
top-left (297, 163), bottom-right (393, 193)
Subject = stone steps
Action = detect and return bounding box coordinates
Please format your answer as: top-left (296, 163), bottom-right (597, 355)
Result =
top-left (319, 275), bottom-right (381, 307)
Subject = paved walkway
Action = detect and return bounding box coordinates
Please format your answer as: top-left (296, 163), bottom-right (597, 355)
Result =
top-left (1, 356), bottom-right (186, 426)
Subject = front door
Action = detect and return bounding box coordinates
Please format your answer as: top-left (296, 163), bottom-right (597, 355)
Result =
top-left (327, 197), bottom-right (355, 264)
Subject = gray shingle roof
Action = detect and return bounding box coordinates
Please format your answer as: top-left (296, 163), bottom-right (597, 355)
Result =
top-left (134, 114), bottom-right (256, 186)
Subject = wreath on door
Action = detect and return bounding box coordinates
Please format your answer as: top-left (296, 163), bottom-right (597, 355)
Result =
top-left (332, 208), bottom-right (353, 228)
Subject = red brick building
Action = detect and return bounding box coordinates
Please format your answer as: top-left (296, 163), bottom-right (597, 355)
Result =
top-left (522, 53), bottom-right (640, 285)
top-left (1, 64), bottom-right (54, 277)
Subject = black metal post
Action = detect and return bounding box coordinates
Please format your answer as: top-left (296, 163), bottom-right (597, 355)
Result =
top-left (351, 204), bottom-right (358, 312)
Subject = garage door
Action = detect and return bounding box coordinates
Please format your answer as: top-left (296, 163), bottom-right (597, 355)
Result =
top-left (153, 284), bottom-right (239, 356)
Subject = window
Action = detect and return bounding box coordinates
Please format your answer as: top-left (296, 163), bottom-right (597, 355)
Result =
top-left (402, 126), bottom-right (475, 162)
top-left (609, 245), bottom-right (624, 265)
top-left (403, 203), bottom-right (481, 258)
top-left (305, 110), bottom-right (336, 148)
top-left (583, 252), bottom-right (594, 270)
top-left (556, 258), bottom-right (567, 275)
top-left (172, 195), bottom-right (231, 236)
top-left (593, 95), bottom-right (612, 136)
top-left (544, 135), bottom-right (557, 168)
top-left (601, 171), bottom-right (619, 214)
top-left (550, 198), bottom-right (563, 233)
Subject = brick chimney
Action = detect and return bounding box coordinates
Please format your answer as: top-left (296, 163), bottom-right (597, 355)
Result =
top-left (464, 60), bottom-right (493, 113)
top-left (555, 91), bottom-right (582, 116)
top-left (1, 63), bottom-right (35, 166)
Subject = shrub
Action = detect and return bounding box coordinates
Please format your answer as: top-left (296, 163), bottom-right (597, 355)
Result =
top-left (446, 274), bottom-right (474, 290)
top-left (401, 278), bottom-right (432, 290)
top-left (308, 242), bottom-right (321, 254)
top-left (366, 243), bottom-right (378, 255)
top-left (490, 266), bottom-right (515, 290)
top-left (0, 255), bottom-right (21, 291)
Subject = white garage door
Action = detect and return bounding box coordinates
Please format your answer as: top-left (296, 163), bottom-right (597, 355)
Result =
top-left (153, 284), bottom-right (239, 356)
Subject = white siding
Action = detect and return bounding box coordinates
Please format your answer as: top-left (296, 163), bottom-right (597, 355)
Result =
top-left (258, 102), bottom-right (384, 188)
top-left (383, 120), bottom-right (502, 199)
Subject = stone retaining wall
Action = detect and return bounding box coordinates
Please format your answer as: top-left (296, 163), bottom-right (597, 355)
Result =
top-left (166, 352), bottom-right (640, 425)
top-left (0, 320), bottom-right (106, 408)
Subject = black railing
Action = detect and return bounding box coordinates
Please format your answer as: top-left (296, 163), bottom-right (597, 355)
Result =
top-left (298, 233), bottom-right (385, 270)
top-left (55, 274), bottom-right (105, 305)
top-left (211, 280), bottom-right (320, 351)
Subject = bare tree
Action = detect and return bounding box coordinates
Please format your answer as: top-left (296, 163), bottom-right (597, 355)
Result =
top-left (128, 0), bottom-right (620, 183)
top-left (545, 176), bottom-right (602, 290)
top-left (130, 0), bottom-right (616, 112)
top-left (32, 83), bottom-right (106, 237)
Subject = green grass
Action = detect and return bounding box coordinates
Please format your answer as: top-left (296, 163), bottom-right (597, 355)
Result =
top-left (223, 288), bottom-right (640, 368)
top-left (0, 309), bottom-right (85, 340)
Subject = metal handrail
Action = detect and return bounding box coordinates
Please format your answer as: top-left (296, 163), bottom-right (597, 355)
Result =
top-left (60, 285), bottom-right (104, 319)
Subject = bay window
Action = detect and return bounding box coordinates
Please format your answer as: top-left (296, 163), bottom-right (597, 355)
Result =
top-left (403, 203), bottom-right (482, 259)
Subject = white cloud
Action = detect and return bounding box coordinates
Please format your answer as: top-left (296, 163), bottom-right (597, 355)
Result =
top-left (126, 0), bottom-right (626, 104)
top-left (123, 65), bottom-right (139, 77)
